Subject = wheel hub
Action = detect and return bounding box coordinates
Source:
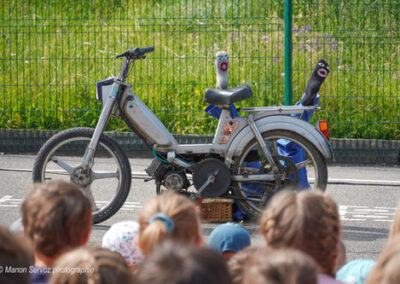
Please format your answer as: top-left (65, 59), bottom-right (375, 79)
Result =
top-left (71, 167), bottom-right (91, 187)
top-left (273, 155), bottom-right (299, 188)
top-left (163, 171), bottom-right (189, 192)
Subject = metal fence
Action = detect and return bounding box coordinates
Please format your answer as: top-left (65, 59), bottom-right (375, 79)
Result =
top-left (1, 1), bottom-right (399, 164)
top-left (292, 0), bottom-right (400, 141)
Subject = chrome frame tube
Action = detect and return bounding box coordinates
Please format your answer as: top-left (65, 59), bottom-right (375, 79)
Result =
top-left (80, 85), bottom-right (119, 169)
top-left (231, 173), bottom-right (275, 182)
top-left (247, 113), bottom-right (278, 172)
top-left (81, 58), bottom-right (133, 169)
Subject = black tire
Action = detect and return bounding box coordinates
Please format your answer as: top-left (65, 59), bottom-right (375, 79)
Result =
top-left (232, 129), bottom-right (328, 219)
top-left (32, 127), bottom-right (132, 224)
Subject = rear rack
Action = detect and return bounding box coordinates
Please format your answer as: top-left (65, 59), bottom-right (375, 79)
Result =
top-left (237, 105), bottom-right (320, 115)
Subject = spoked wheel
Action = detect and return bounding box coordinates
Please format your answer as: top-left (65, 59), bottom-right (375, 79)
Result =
top-left (232, 129), bottom-right (327, 218)
top-left (32, 127), bottom-right (132, 224)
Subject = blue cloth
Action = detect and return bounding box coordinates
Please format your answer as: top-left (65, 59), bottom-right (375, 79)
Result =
top-left (207, 223), bottom-right (251, 254)
top-left (277, 93), bottom-right (320, 190)
top-left (336, 259), bottom-right (375, 284)
top-left (205, 94), bottom-right (319, 191)
top-left (30, 266), bottom-right (51, 284)
top-left (205, 104), bottom-right (238, 118)
top-left (205, 95), bottom-right (319, 217)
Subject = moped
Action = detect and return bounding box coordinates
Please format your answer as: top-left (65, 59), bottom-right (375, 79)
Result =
top-left (32, 47), bottom-right (333, 223)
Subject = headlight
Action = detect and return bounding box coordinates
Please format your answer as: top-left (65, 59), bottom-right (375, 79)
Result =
top-left (96, 76), bottom-right (117, 105)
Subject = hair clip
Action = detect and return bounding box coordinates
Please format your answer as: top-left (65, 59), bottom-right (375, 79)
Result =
top-left (149, 213), bottom-right (175, 233)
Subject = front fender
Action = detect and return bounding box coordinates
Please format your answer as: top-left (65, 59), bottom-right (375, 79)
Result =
top-left (225, 115), bottom-right (333, 165)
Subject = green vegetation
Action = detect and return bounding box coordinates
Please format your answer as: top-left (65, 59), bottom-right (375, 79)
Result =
top-left (1, 0), bottom-right (399, 139)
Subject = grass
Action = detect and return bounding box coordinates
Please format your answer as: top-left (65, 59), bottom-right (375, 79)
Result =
top-left (1, 0), bottom-right (399, 140)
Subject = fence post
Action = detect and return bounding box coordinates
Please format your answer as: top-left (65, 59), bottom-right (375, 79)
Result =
top-left (284, 0), bottom-right (293, 105)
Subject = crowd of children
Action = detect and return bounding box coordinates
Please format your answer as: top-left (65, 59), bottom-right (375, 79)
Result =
top-left (1, 179), bottom-right (400, 284)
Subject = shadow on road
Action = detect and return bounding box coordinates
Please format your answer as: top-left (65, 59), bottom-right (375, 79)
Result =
top-left (92, 224), bottom-right (111, 231)
top-left (342, 225), bottom-right (389, 242)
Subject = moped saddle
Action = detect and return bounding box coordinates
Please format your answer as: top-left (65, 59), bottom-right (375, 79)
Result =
top-left (204, 84), bottom-right (253, 105)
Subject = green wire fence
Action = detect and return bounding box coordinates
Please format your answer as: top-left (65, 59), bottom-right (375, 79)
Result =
top-left (1, 0), bottom-right (399, 164)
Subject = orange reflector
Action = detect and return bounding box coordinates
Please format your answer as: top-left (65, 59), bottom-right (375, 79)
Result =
top-left (318, 120), bottom-right (330, 140)
top-left (319, 120), bottom-right (328, 131)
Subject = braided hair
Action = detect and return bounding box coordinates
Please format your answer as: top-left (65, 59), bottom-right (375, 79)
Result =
top-left (259, 190), bottom-right (340, 276)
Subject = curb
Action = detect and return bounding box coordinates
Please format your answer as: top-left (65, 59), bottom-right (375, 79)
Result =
top-left (0, 129), bottom-right (399, 165)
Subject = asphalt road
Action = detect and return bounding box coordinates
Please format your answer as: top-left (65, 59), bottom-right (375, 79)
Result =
top-left (0, 154), bottom-right (399, 262)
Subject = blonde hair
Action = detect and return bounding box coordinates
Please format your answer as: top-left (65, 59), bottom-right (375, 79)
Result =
top-left (50, 246), bottom-right (135, 284)
top-left (138, 191), bottom-right (201, 255)
top-left (365, 237), bottom-right (400, 284)
top-left (259, 190), bottom-right (340, 276)
top-left (389, 201), bottom-right (400, 242)
top-left (243, 248), bottom-right (318, 284)
top-left (21, 180), bottom-right (92, 257)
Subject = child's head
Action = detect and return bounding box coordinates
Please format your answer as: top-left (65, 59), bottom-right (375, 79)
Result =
top-left (138, 191), bottom-right (201, 255)
top-left (228, 246), bottom-right (270, 284)
top-left (136, 241), bottom-right (231, 284)
top-left (389, 201), bottom-right (400, 242)
top-left (102, 221), bottom-right (143, 270)
top-left (259, 190), bottom-right (340, 276)
top-left (21, 180), bottom-right (92, 260)
top-left (242, 248), bottom-right (318, 284)
top-left (365, 237), bottom-right (400, 284)
top-left (208, 223), bottom-right (251, 260)
top-left (0, 226), bottom-right (34, 284)
top-left (50, 246), bottom-right (136, 284)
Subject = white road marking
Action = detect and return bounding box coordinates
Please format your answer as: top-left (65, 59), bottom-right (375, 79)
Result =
top-left (339, 205), bottom-right (397, 223)
top-left (0, 195), bottom-right (13, 203)
top-left (354, 209), bottom-right (389, 212)
top-left (0, 196), bottom-right (396, 222)
top-left (0, 195), bottom-right (143, 211)
top-left (341, 218), bottom-right (367, 222)
top-left (327, 178), bottom-right (400, 186)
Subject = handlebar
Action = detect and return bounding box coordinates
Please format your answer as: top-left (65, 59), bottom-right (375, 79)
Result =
top-left (116, 47), bottom-right (154, 60)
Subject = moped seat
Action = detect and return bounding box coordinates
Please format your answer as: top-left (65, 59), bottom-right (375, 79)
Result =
top-left (204, 84), bottom-right (253, 105)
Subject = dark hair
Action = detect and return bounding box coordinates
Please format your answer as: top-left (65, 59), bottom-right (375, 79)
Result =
top-left (228, 246), bottom-right (270, 284)
top-left (21, 180), bottom-right (92, 257)
top-left (0, 226), bottom-right (34, 284)
top-left (243, 248), bottom-right (318, 284)
top-left (51, 246), bottom-right (136, 284)
top-left (136, 241), bottom-right (231, 284)
top-left (260, 190), bottom-right (340, 276)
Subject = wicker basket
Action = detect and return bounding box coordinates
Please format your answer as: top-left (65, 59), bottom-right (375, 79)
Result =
top-left (200, 197), bottom-right (233, 223)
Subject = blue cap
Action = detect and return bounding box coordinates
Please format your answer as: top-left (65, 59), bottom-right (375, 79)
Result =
top-left (336, 259), bottom-right (375, 284)
top-left (207, 223), bottom-right (251, 255)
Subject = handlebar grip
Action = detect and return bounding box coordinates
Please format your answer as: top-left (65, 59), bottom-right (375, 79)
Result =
top-left (140, 47), bottom-right (154, 54)
top-left (116, 47), bottom-right (154, 59)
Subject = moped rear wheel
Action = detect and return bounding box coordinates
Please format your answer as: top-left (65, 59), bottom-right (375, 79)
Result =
top-left (232, 129), bottom-right (328, 219)
top-left (32, 127), bottom-right (132, 224)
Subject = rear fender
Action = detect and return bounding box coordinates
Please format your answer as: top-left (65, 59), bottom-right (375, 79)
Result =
top-left (225, 115), bottom-right (333, 166)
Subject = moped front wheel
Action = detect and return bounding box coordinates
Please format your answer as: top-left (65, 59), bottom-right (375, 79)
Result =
top-left (232, 129), bottom-right (328, 218)
top-left (32, 127), bottom-right (132, 224)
